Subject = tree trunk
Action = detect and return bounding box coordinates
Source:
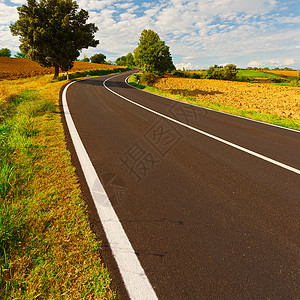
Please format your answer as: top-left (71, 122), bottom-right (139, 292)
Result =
top-left (54, 64), bottom-right (59, 79)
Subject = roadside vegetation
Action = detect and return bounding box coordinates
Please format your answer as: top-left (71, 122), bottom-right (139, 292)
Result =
top-left (129, 72), bottom-right (300, 131)
top-left (0, 68), bottom-right (124, 298)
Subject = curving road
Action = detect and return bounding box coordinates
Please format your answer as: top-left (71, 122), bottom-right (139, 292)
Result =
top-left (62, 71), bottom-right (300, 299)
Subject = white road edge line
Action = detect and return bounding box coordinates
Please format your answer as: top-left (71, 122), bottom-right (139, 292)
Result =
top-left (104, 74), bottom-right (300, 175)
top-left (125, 74), bottom-right (300, 133)
top-left (62, 79), bottom-right (158, 300)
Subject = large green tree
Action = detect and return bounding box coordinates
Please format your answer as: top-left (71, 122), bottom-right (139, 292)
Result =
top-left (134, 29), bottom-right (175, 76)
top-left (10, 0), bottom-right (99, 78)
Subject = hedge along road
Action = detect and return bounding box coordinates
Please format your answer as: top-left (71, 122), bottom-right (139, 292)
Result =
top-left (62, 71), bottom-right (300, 299)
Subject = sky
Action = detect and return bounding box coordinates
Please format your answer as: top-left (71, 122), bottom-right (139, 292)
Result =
top-left (1, 0), bottom-right (300, 69)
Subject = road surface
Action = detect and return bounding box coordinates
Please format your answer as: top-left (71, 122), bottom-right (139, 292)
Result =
top-left (62, 71), bottom-right (300, 299)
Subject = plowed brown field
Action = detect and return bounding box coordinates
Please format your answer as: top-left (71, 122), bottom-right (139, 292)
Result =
top-left (0, 57), bottom-right (124, 80)
top-left (153, 77), bottom-right (300, 120)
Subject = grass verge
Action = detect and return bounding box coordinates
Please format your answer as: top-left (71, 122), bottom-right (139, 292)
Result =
top-left (128, 73), bottom-right (300, 131)
top-left (0, 71), bottom-right (119, 298)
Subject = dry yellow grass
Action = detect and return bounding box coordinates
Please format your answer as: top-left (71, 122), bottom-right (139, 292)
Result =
top-left (0, 74), bottom-right (58, 104)
top-left (264, 70), bottom-right (299, 77)
top-left (153, 77), bottom-right (300, 120)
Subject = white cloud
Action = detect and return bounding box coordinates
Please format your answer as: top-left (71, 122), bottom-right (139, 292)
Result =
top-left (115, 2), bottom-right (133, 9)
top-left (247, 61), bottom-right (262, 68)
top-left (247, 58), bottom-right (296, 68)
top-left (0, 3), bottom-right (18, 24)
top-left (276, 16), bottom-right (300, 24)
top-left (0, 25), bottom-right (20, 51)
top-left (175, 62), bottom-right (200, 70)
top-left (9, 0), bottom-right (27, 4)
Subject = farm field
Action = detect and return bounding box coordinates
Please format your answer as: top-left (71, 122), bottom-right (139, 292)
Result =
top-left (264, 70), bottom-right (300, 77)
top-left (237, 69), bottom-right (278, 78)
top-left (0, 57), bottom-right (126, 80)
top-left (153, 77), bottom-right (300, 120)
top-left (186, 69), bottom-right (299, 81)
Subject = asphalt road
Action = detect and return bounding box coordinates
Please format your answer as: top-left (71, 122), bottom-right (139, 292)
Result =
top-left (62, 71), bottom-right (300, 299)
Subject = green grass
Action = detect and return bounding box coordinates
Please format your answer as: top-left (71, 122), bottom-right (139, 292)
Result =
top-left (236, 70), bottom-right (300, 85)
top-left (0, 87), bottom-right (115, 298)
top-left (237, 70), bottom-right (278, 78)
top-left (128, 74), bottom-right (300, 131)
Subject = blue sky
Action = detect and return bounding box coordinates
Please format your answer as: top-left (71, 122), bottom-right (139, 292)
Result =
top-left (1, 0), bottom-right (300, 69)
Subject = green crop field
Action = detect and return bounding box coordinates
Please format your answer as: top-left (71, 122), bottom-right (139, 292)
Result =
top-left (237, 70), bottom-right (278, 78)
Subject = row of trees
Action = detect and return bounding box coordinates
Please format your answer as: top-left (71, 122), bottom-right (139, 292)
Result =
top-left (172, 64), bottom-right (238, 81)
top-left (246, 67), bottom-right (295, 71)
top-left (115, 53), bottom-right (134, 66)
top-left (0, 48), bottom-right (26, 58)
top-left (80, 52), bottom-right (134, 66)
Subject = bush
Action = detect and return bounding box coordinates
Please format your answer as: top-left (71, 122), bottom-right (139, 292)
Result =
top-left (205, 64), bottom-right (238, 80)
top-left (82, 55), bottom-right (90, 62)
top-left (270, 77), bottom-right (284, 83)
top-left (171, 70), bottom-right (203, 79)
top-left (140, 72), bottom-right (159, 86)
top-left (238, 76), bottom-right (251, 82)
top-left (205, 67), bottom-right (224, 79)
top-left (190, 73), bottom-right (201, 79)
top-left (223, 64), bottom-right (238, 80)
top-left (171, 70), bottom-right (185, 77)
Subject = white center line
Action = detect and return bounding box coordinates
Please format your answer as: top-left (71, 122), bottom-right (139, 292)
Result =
top-left (103, 74), bottom-right (300, 175)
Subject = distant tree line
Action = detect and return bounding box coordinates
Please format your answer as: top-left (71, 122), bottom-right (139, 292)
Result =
top-left (0, 48), bottom-right (11, 57)
top-left (78, 52), bottom-right (135, 66)
top-left (172, 64), bottom-right (238, 81)
top-left (246, 66), bottom-right (295, 71)
top-left (0, 48), bottom-right (26, 58)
